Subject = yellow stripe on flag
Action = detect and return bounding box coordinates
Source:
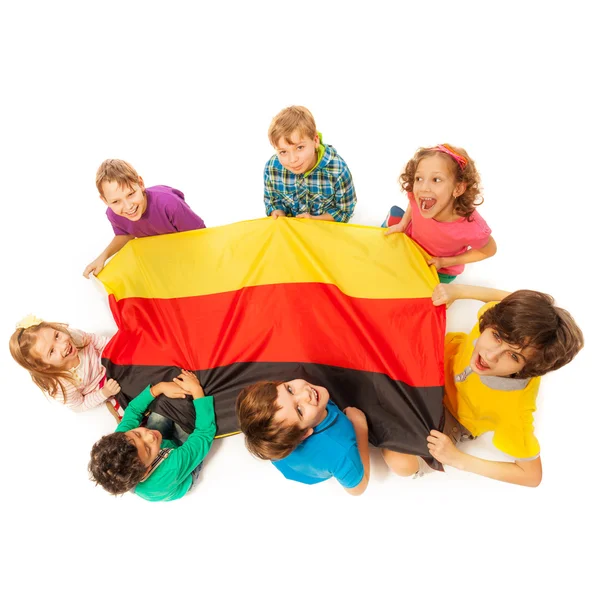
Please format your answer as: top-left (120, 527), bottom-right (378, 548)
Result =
top-left (98, 218), bottom-right (438, 301)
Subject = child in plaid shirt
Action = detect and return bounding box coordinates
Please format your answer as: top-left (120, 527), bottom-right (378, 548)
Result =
top-left (264, 106), bottom-right (357, 222)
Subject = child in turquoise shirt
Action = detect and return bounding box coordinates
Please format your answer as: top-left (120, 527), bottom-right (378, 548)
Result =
top-left (89, 370), bottom-right (215, 501)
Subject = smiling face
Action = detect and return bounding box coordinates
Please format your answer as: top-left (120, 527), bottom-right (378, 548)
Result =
top-left (101, 177), bottom-right (147, 221)
top-left (124, 427), bottom-right (163, 467)
top-left (470, 327), bottom-right (533, 378)
top-left (274, 379), bottom-right (329, 435)
top-left (31, 326), bottom-right (80, 370)
top-left (412, 154), bottom-right (466, 222)
top-left (274, 131), bottom-right (320, 174)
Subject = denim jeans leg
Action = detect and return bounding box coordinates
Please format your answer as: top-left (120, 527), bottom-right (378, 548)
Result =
top-left (145, 412), bottom-right (175, 441)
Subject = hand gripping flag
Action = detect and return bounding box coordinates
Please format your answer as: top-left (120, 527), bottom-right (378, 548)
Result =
top-left (99, 218), bottom-right (446, 468)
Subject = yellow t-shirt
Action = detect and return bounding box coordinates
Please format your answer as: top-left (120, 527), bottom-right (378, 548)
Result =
top-left (443, 302), bottom-right (541, 460)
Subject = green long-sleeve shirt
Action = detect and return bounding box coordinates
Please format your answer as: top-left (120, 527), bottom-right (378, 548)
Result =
top-left (116, 386), bottom-right (216, 501)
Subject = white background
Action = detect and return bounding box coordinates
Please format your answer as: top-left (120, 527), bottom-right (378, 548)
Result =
top-left (1, 1), bottom-right (597, 598)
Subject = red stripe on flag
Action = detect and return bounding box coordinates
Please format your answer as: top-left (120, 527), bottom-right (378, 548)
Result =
top-left (104, 282), bottom-right (444, 387)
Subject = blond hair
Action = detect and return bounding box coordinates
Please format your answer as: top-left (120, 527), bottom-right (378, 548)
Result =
top-left (268, 106), bottom-right (317, 147)
top-left (96, 159), bottom-right (140, 197)
top-left (9, 322), bottom-right (87, 400)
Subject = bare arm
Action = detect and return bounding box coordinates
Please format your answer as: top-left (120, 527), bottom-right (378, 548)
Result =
top-left (432, 283), bottom-right (512, 307)
top-left (83, 235), bottom-right (135, 278)
top-left (344, 408), bottom-right (371, 496)
top-left (429, 236), bottom-right (497, 271)
top-left (428, 430), bottom-right (542, 487)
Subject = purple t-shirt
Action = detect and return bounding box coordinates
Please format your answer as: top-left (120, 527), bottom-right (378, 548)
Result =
top-left (106, 185), bottom-right (205, 237)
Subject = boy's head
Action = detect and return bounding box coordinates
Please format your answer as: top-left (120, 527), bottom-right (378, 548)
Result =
top-left (96, 159), bottom-right (147, 222)
top-left (89, 427), bottom-right (163, 495)
top-left (268, 106), bottom-right (319, 175)
top-left (472, 290), bottom-right (584, 379)
top-left (236, 379), bottom-right (329, 460)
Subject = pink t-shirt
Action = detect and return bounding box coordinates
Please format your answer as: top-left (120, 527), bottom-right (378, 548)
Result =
top-left (405, 192), bottom-right (491, 275)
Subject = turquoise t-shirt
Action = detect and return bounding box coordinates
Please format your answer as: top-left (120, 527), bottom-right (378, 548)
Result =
top-left (272, 400), bottom-right (364, 488)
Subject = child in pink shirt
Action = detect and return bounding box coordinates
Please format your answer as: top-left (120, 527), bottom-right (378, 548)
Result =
top-left (10, 315), bottom-right (122, 420)
top-left (383, 144), bottom-right (496, 282)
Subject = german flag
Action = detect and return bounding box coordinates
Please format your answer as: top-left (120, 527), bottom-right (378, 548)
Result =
top-left (99, 218), bottom-right (445, 464)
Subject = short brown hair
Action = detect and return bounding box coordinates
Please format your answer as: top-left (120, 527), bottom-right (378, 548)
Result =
top-left (96, 159), bottom-right (140, 197)
top-left (399, 144), bottom-right (482, 220)
top-left (268, 106), bottom-right (317, 147)
top-left (89, 432), bottom-right (147, 495)
top-left (479, 290), bottom-right (584, 378)
top-left (236, 381), bottom-right (306, 460)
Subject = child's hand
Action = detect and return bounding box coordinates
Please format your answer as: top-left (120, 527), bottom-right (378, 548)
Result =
top-left (427, 430), bottom-right (463, 468)
top-left (271, 210), bottom-right (286, 220)
top-left (151, 381), bottom-right (187, 399)
top-left (344, 407), bottom-right (368, 431)
top-left (296, 213), bottom-right (312, 219)
top-left (384, 221), bottom-right (407, 236)
top-left (432, 283), bottom-right (457, 308)
top-left (427, 256), bottom-right (447, 270)
top-left (173, 369), bottom-right (205, 399)
top-left (83, 257), bottom-right (106, 279)
top-left (102, 378), bottom-right (121, 399)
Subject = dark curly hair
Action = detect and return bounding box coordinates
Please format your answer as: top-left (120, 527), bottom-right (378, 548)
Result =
top-left (399, 144), bottom-right (483, 220)
top-left (236, 381), bottom-right (306, 460)
top-left (479, 290), bottom-right (584, 379)
top-left (88, 432), bottom-right (147, 495)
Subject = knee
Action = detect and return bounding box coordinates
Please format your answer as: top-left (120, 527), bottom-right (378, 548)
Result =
top-left (381, 449), bottom-right (419, 477)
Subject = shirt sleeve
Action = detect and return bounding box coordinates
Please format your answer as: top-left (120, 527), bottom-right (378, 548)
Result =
top-left (332, 442), bottom-right (364, 489)
top-left (467, 212), bottom-right (492, 249)
top-left (69, 328), bottom-right (109, 354)
top-left (492, 414), bottom-right (541, 460)
top-left (264, 163), bottom-right (287, 216)
top-left (162, 395), bottom-right (216, 477)
top-left (52, 385), bottom-right (107, 413)
top-left (106, 210), bottom-right (129, 236)
top-left (327, 166), bottom-right (357, 222)
top-left (166, 189), bottom-right (206, 232)
top-left (115, 386), bottom-right (156, 432)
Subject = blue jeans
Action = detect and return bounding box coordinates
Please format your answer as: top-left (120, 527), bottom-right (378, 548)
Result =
top-left (145, 412), bottom-right (203, 488)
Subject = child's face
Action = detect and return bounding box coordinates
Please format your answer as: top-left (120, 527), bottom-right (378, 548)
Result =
top-left (32, 327), bottom-right (79, 370)
top-left (101, 177), bottom-right (147, 221)
top-left (470, 327), bottom-right (531, 377)
top-left (125, 427), bottom-right (163, 467)
top-left (412, 155), bottom-right (465, 222)
top-left (274, 379), bottom-right (329, 435)
top-left (274, 131), bottom-right (320, 174)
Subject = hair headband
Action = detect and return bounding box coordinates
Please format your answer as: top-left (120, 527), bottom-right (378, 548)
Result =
top-left (16, 314), bottom-right (43, 341)
top-left (430, 144), bottom-right (468, 171)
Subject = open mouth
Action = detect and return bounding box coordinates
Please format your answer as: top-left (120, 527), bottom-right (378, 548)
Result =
top-left (63, 344), bottom-right (73, 358)
top-left (124, 206), bottom-right (139, 218)
top-left (419, 197), bottom-right (437, 211)
top-left (475, 354), bottom-right (490, 371)
top-left (309, 386), bottom-right (320, 405)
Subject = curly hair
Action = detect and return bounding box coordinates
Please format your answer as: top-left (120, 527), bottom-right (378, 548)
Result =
top-left (479, 290), bottom-right (584, 379)
top-left (88, 432), bottom-right (147, 495)
top-left (236, 381), bottom-right (306, 460)
top-left (399, 144), bottom-right (483, 220)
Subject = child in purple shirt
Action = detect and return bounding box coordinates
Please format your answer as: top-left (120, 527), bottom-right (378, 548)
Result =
top-left (83, 159), bottom-right (205, 278)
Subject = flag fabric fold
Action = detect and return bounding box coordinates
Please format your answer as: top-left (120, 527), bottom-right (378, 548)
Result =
top-left (99, 218), bottom-right (445, 466)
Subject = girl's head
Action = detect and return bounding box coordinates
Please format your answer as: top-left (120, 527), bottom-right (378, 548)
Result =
top-left (9, 317), bottom-right (82, 398)
top-left (400, 144), bottom-right (482, 222)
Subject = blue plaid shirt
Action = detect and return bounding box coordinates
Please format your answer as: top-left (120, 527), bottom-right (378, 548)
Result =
top-left (263, 141), bottom-right (357, 222)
